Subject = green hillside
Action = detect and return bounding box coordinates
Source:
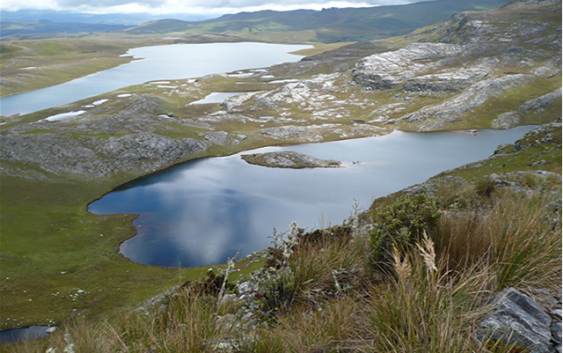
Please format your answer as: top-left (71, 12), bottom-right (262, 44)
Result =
top-left (127, 0), bottom-right (511, 42)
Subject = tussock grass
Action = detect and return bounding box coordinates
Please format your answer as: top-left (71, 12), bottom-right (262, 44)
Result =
top-left (437, 189), bottom-right (562, 290)
top-left (360, 237), bottom-right (492, 353)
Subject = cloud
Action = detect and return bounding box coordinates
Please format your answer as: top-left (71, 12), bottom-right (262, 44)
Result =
top-left (1, 0), bottom-right (427, 14)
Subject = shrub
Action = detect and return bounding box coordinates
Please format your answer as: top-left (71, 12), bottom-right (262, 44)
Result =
top-left (368, 193), bottom-right (442, 269)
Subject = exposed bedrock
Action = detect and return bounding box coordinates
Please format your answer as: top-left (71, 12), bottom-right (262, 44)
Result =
top-left (241, 151), bottom-right (341, 169)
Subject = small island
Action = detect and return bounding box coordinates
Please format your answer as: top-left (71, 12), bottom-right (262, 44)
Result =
top-left (241, 151), bottom-right (341, 169)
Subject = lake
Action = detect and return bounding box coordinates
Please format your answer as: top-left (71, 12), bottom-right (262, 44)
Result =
top-left (89, 126), bottom-right (533, 268)
top-left (0, 42), bottom-right (310, 116)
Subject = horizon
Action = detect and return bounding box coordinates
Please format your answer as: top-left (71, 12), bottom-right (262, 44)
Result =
top-left (1, 0), bottom-right (433, 20)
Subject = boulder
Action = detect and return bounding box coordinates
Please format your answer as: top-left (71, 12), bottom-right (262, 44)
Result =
top-left (478, 288), bottom-right (553, 353)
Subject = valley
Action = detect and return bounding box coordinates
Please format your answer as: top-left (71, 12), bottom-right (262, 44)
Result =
top-left (0, 0), bottom-right (561, 351)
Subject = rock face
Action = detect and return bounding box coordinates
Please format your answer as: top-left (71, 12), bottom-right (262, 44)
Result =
top-left (240, 151), bottom-right (341, 169)
top-left (478, 288), bottom-right (562, 353)
top-left (347, 0), bottom-right (562, 130)
top-left (352, 43), bottom-right (471, 90)
top-left (0, 131), bottom-right (210, 178)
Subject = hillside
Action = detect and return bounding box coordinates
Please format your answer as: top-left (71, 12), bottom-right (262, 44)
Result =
top-left (0, 20), bottom-right (132, 40)
top-left (126, 0), bottom-right (512, 42)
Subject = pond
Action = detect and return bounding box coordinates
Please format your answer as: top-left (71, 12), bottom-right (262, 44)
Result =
top-left (0, 42), bottom-right (310, 116)
top-left (88, 126), bottom-right (534, 268)
top-left (0, 326), bottom-right (53, 344)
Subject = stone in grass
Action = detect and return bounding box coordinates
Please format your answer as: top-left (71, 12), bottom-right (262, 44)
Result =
top-left (478, 287), bottom-right (552, 353)
top-left (241, 151), bottom-right (341, 169)
top-left (552, 322), bottom-right (562, 345)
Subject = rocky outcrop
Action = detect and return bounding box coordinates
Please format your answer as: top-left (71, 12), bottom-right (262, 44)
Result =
top-left (240, 151), bottom-right (341, 169)
top-left (100, 132), bottom-right (208, 163)
top-left (204, 131), bottom-right (247, 146)
top-left (478, 288), bottom-right (562, 353)
top-left (258, 126), bottom-right (323, 142)
top-left (352, 43), bottom-right (468, 90)
top-left (519, 88), bottom-right (562, 113)
top-left (0, 131), bottom-right (210, 178)
top-left (400, 74), bottom-right (535, 130)
top-left (492, 111), bottom-right (520, 129)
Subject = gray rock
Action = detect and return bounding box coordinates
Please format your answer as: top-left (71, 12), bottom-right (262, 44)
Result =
top-left (241, 151), bottom-right (341, 169)
top-left (478, 287), bottom-right (552, 353)
top-left (553, 310), bottom-right (563, 321)
top-left (238, 281), bottom-right (255, 295)
top-left (205, 131), bottom-right (231, 145)
top-left (519, 88), bottom-right (562, 112)
top-left (552, 322), bottom-right (562, 344)
top-left (352, 43), bottom-right (466, 90)
top-left (492, 111), bottom-right (520, 129)
top-left (401, 74), bottom-right (535, 131)
top-left (259, 126), bottom-right (323, 142)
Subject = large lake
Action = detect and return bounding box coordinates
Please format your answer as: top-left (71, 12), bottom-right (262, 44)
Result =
top-left (89, 126), bottom-right (533, 268)
top-left (0, 42), bottom-right (310, 116)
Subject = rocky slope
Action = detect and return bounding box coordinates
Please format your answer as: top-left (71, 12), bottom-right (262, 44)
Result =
top-left (240, 151), bottom-right (341, 169)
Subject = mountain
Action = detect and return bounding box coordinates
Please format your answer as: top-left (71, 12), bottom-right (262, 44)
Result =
top-left (0, 20), bottom-right (132, 39)
top-left (0, 10), bottom-right (217, 26)
top-left (126, 0), bottom-right (512, 42)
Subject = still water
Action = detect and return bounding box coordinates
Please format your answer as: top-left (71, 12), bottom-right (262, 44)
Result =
top-left (89, 126), bottom-right (533, 268)
top-left (0, 326), bottom-right (51, 344)
top-left (0, 42), bottom-right (310, 116)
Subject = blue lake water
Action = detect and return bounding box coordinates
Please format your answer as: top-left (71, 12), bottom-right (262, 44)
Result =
top-left (89, 126), bottom-right (534, 268)
top-left (0, 42), bottom-right (310, 116)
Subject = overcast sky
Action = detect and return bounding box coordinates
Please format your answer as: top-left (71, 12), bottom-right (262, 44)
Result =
top-left (2, 0), bottom-right (427, 15)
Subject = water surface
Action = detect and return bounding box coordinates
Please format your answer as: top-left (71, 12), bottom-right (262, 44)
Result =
top-left (89, 126), bottom-right (533, 268)
top-left (0, 326), bottom-right (51, 344)
top-left (0, 42), bottom-right (310, 116)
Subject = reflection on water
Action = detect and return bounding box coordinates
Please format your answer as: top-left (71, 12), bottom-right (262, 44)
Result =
top-left (89, 126), bottom-right (534, 268)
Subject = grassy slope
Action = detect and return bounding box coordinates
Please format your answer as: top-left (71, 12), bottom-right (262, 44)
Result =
top-left (0, 175), bottom-right (197, 329)
top-left (0, 35), bottom-right (178, 99)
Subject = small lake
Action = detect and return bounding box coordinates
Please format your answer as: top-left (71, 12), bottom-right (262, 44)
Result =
top-left (89, 126), bottom-right (533, 268)
top-left (0, 42), bottom-right (310, 116)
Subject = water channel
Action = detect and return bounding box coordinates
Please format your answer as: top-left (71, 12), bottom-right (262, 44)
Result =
top-left (89, 126), bottom-right (534, 268)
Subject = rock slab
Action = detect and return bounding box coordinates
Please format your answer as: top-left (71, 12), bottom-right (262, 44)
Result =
top-left (478, 287), bottom-right (560, 353)
top-left (241, 151), bottom-right (341, 169)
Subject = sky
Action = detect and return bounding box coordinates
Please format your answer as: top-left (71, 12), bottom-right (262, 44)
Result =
top-left (1, 0), bottom-right (428, 16)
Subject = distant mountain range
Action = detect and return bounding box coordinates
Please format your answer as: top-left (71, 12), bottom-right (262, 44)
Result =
top-left (125, 0), bottom-right (511, 42)
top-left (0, 10), bottom-right (217, 25)
top-left (1, 20), bottom-right (133, 39)
top-left (2, 0), bottom-right (511, 42)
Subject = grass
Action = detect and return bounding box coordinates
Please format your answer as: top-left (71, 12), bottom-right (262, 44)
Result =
top-left (0, 34), bottom-right (177, 98)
